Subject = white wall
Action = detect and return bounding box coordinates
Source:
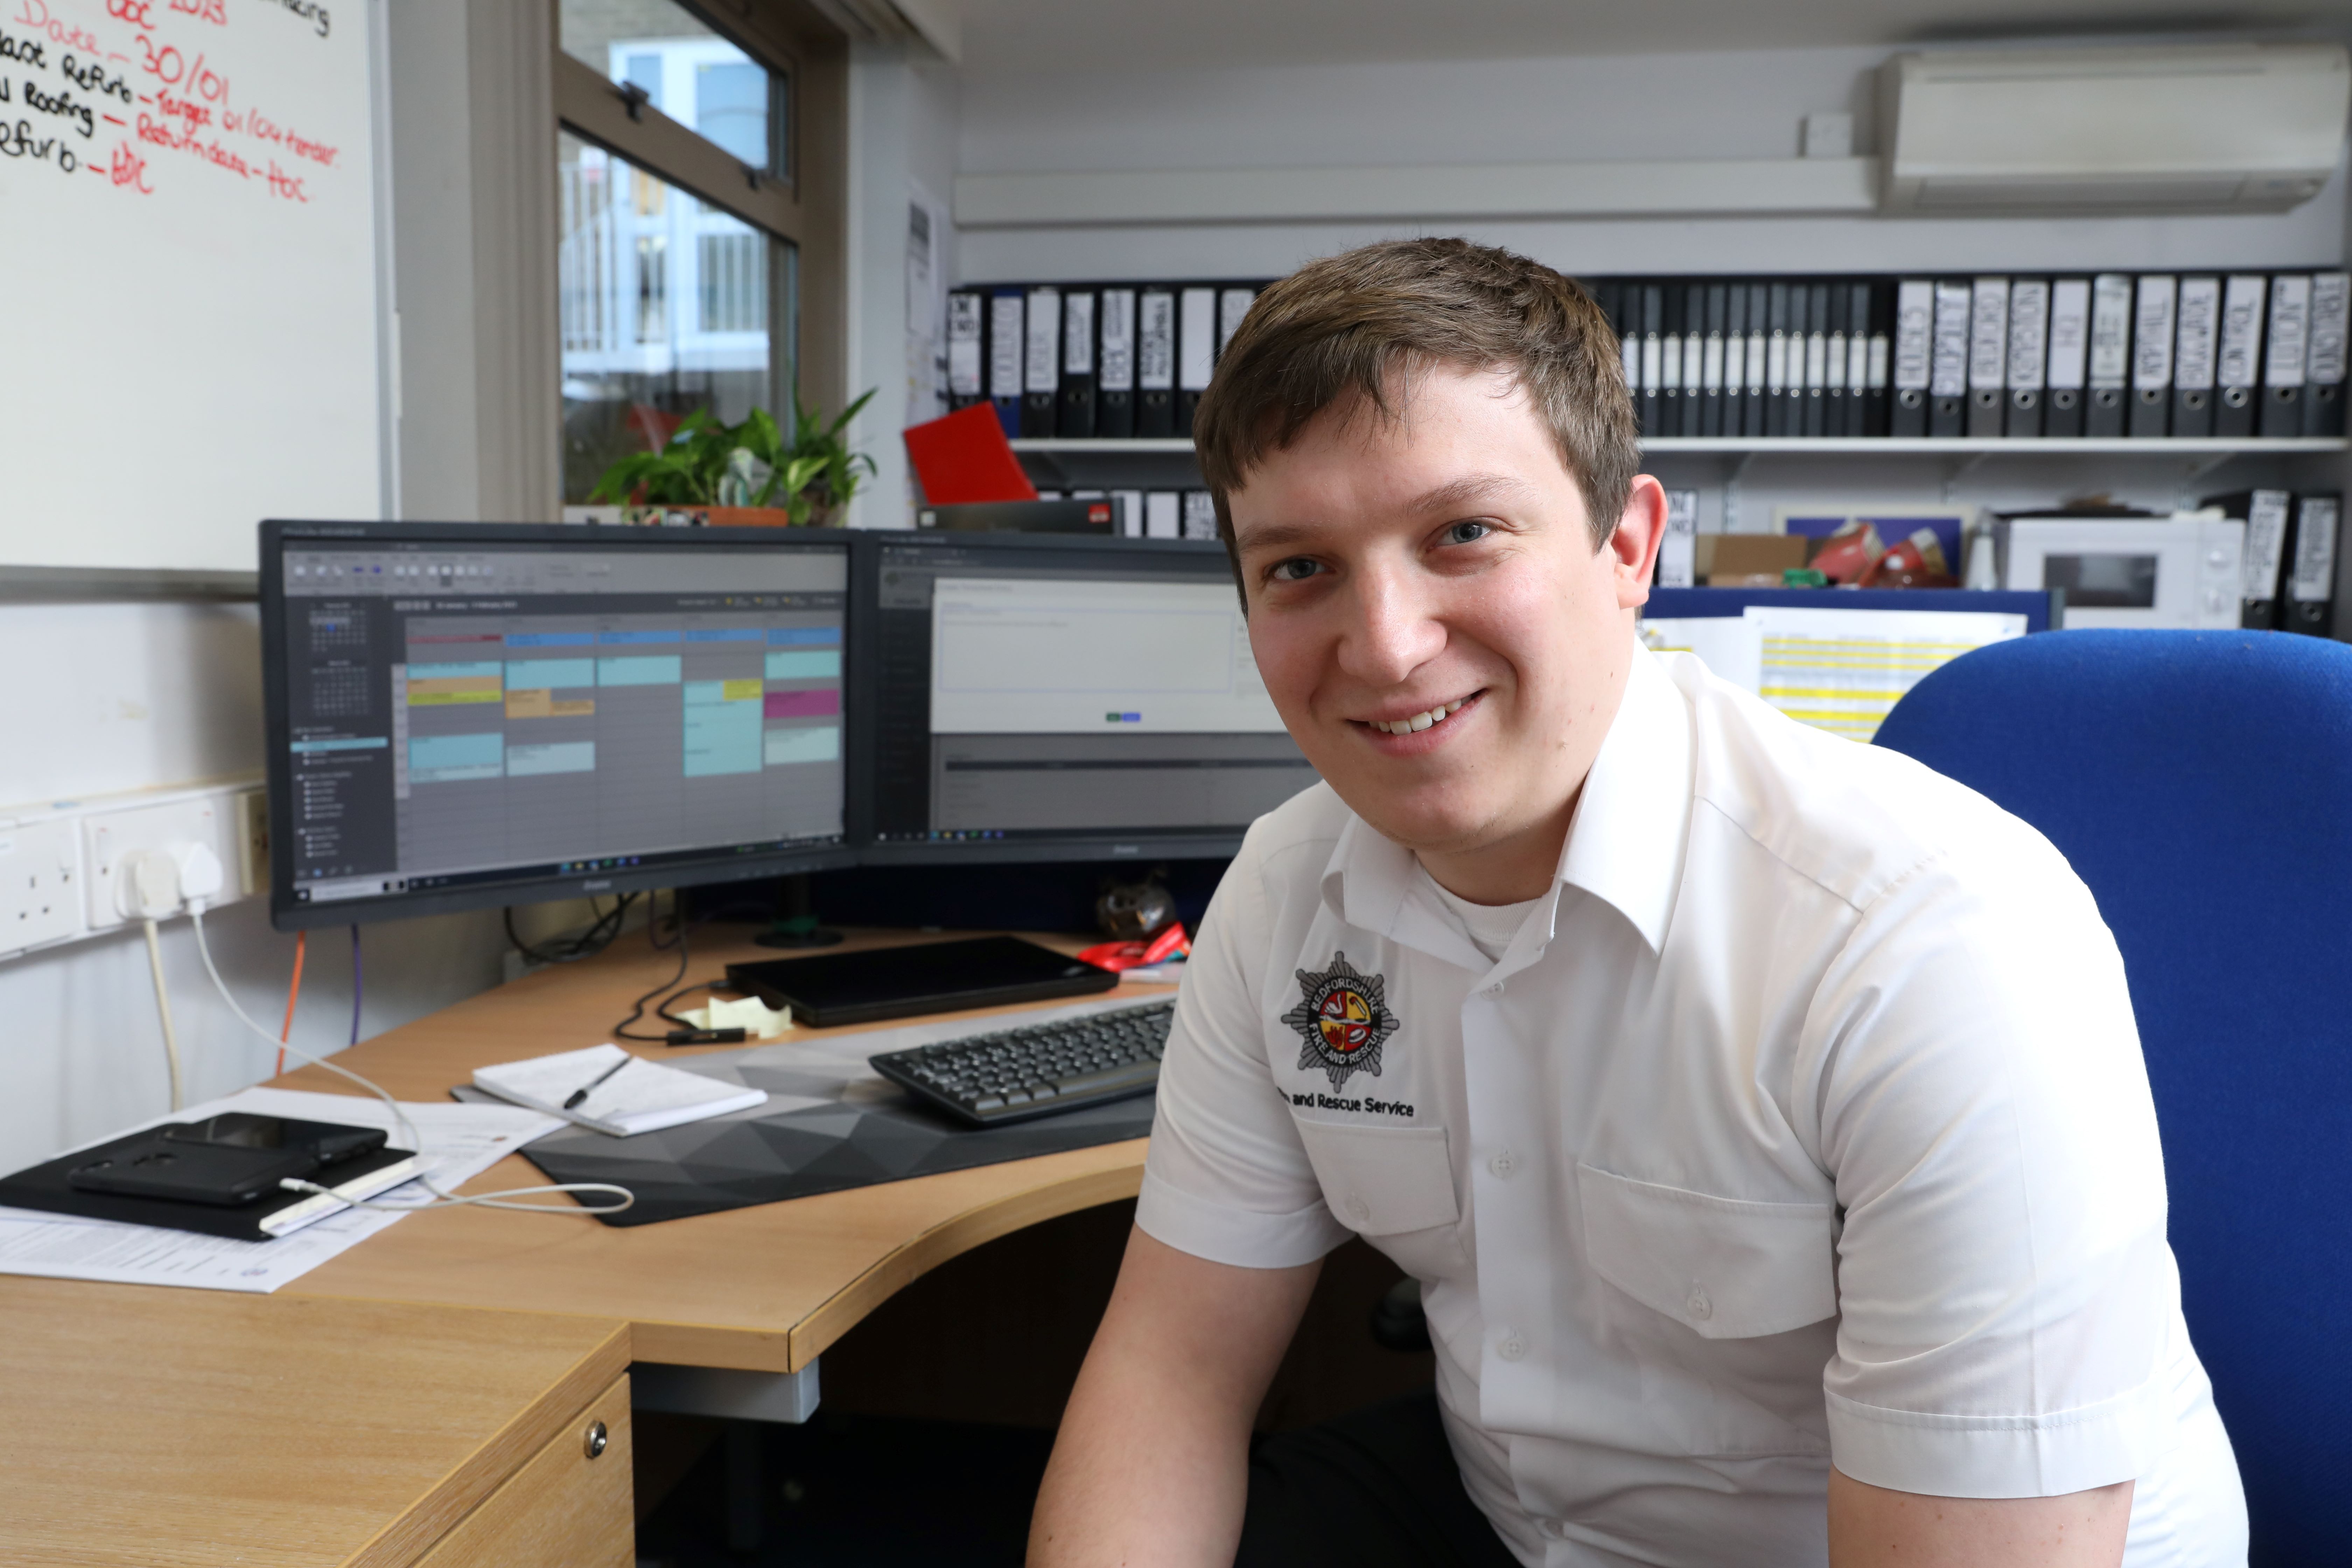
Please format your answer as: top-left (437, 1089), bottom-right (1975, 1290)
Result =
top-left (844, 44), bottom-right (963, 531)
top-left (956, 45), bottom-right (2350, 283)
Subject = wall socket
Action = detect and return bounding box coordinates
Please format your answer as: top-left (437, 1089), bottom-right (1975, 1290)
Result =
top-left (0, 819), bottom-right (83, 957)
top-left (0, 777), bottom-right (263, 962)
top-left (84, 795), bottom-right (239, 931)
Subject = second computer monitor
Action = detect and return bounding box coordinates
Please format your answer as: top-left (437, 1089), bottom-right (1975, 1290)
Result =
top-left (856, 533), bottom-right (1318, 863)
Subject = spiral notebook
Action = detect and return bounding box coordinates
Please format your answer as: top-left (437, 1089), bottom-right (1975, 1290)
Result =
top-left (472, 1045), bottom-right (767, 1138)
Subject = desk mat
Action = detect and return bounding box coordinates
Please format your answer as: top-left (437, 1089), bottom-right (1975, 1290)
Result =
top-left (479, 995), bottom-right (1160, 1227)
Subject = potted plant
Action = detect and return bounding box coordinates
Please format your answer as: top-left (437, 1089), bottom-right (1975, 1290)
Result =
top-left (587, 390), bottom-right (877, 527)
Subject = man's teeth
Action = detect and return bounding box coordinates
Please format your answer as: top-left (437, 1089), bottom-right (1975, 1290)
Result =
top-left (1371, 700), bottom-right (1464, 735)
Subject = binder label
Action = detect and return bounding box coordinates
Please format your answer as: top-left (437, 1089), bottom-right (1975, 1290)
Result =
top-left (2243, 491), bottom-right (2291, 600)
top-left (1099, 290), bottom-right (1136, 391)
top-left (1178, 287), bottom-right (1217, 393)
top-left (2218, 276), bottom-right (2267, 391)
top-left (2046, 280), bottom-right (2090, 390)
top-left (2006, 281), bottom-right (2049, 391)
top-left (2172, 279), bottom-right (2220, 392)
top-left (1931, 284), bottom-right (1971, 399)
top-left (2088, 275), bottom-right (2133, 389)
top-left (2266, 276), bottom-right (2311, 388)
top-left (2307, 274), bottom-right (2349, 387)
top-left (2289, 497), bottom-right (2338, 601)
top-left (1968, 279), bottom-right (2009, 392)
top-left (2131, 277), bottom-right (2176, 392)
top-left (989, 293), bottom-right (1024, 400)
top-left (1064, 292), bottom-right (1096, 376)
top-left (1025, 287), bottom-right (1061, 395)
top-left (1138, 292), bottom-right (1175, 391)
top-left (1893, 282), bottom-right (1932, 392)
top-left (946, 293), bottom-right (983, 399)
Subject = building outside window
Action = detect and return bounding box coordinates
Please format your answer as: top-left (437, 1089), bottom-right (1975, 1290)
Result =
top-left (556, 0), bottom-right (797, 505)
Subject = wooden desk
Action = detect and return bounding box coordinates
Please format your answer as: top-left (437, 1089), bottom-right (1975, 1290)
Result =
top-left (280, 926), bottom-right (1158, 1372)
top-left (0, 1277), bottom-right (632, 1568)
top-left (2, 927), bottom-right (1154, 1562)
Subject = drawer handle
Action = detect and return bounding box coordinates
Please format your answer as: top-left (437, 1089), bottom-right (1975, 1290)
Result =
top-left (583, 1420), bottom-right (609, 1460)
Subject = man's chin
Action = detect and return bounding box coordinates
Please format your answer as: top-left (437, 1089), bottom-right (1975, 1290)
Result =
top-left (1325, 787), bottom-right (1507, 861)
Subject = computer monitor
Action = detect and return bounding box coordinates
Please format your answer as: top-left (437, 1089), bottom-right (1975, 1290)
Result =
top-left (853, 532), bottom-right (1318, 865)
top-left (262, 521), bottom-right (857, 929)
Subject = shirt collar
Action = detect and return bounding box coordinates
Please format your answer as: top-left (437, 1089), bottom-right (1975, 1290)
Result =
top-left (1318, 644), bottom-right (1693, 958)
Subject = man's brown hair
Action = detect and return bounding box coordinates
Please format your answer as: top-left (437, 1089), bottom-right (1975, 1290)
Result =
top-left (1193, 238), bottom-right (1638, 564)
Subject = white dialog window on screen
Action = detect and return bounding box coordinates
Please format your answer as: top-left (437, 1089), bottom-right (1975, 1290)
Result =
top-left (930, 578), bottom-right (1287, 734)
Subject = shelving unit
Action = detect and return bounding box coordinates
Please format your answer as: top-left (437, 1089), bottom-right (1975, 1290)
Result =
top-left (1009, 437), bottom-right (2347, 456)
top-left (1009, 436), bottom-right (2347, 521)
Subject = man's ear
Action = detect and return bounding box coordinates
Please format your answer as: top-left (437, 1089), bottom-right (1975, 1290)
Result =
top-left (1607, 476), bottom-right (1669, 611)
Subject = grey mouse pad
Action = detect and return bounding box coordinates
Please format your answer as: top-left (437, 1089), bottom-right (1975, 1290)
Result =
top-left (472, 996), bottom-right (1160, 1226)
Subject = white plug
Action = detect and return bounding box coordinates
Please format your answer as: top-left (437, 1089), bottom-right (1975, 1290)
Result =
top-left (173, 842), bottom-right (225, 916)
top-left (117, 849), bottom-right (182, 921)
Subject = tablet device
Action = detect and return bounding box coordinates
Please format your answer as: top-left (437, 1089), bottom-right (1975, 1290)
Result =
top-left (726, 935), bottom-right (1119, 1028)
top-left (68, 1133), bottom-right (320, 1208)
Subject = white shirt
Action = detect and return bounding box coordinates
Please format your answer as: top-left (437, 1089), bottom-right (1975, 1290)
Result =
top-left (1139, 648), bottom-right (2246, 1567)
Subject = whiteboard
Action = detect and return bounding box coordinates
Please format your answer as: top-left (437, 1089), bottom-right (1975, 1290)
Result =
top-left (0, 0), bottom-right (381, 573)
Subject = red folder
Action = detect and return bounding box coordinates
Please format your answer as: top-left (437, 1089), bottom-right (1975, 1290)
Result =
top-left (902, 404), bottom-right (1038, 505)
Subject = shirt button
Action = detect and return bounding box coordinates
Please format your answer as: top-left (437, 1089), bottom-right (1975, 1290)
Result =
top-left (1496, 1330), bottom-right (1526, 1362)
top-left (1344, 1195), bottom-right (1371, 1224)
top-left (1686, 1286), bottom-right (1713, 1323)
top-left (1488, 1149), bottom-right (1518, 1178)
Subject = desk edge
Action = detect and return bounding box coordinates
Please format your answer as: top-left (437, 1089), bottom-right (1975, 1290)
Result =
top-left (343, 1318), bottom-right (632, 1568)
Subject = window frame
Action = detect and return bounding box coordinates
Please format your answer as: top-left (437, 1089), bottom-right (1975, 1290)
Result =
top-left (551, 0), bottom-right (845, 421)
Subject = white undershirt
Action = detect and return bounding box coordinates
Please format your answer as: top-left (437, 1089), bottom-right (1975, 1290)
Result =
top-left (1417, 865), bottom-right (1543, 963)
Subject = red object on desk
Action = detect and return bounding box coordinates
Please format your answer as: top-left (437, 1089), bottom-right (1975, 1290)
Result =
top-left (1077, 923), bottom-right (1192, 973)
top-left (903, 404), bottom-right (1038, 504)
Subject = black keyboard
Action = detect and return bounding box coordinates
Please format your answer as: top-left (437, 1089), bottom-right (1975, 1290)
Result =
top-left (869, 999), bottom-right (1174, 1127)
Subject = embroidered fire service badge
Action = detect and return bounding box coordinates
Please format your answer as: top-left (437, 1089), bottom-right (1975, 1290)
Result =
top-left (1280, 952), bottom-right (1398, 1092)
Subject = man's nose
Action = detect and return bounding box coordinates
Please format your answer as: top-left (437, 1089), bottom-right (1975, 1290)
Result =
top-left (1336, 565), bottom-right (1446, 688)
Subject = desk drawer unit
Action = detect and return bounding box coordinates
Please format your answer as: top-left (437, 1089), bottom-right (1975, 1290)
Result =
top-left (414, 1373), bottom-right (633, 1568)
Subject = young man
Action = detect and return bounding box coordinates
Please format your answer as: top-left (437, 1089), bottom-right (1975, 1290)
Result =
top-left (1027, 240), bottom-right (2245, 1568)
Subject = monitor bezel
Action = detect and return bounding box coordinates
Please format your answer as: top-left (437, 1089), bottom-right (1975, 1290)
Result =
top-left (850, 529), bottom-right (1275, 868)
top-left (260, 519), bottom-right (862, 932)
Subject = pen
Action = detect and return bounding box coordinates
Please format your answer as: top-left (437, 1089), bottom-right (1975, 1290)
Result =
top-left (563, 1055), bottom-right (631, 1111)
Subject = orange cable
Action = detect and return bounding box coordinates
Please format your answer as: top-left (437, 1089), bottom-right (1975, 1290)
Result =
top-left (276, 929), bottom-right (306, 1077)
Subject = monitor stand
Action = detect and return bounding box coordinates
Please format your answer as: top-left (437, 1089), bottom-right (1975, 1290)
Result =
top-left (753, 873), bottom-right (843, 950)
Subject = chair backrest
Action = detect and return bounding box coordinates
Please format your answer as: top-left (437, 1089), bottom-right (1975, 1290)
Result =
top-left (1874, 629), bottom-right (2352, 1566)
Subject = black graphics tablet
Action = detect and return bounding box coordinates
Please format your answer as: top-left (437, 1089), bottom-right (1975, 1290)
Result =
top-left (725, 935), bottom-right (1118, 1028)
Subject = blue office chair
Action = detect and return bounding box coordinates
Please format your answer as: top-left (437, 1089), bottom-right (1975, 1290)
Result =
top-left (1873, 629), bottom-right (2352, 1566)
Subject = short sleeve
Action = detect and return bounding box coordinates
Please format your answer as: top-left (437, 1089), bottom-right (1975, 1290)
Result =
top-left (1136, 835), bottom-right (1353, 1269)
top-left (1806, 830), bottom-right (2179, 1499)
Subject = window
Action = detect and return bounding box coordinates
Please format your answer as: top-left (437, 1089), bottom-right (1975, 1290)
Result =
top-left (556, 0), bottom-right (809, 506)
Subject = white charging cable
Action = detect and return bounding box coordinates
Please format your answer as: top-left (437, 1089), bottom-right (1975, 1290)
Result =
top-left (121, 848), bottom-right (190, 1111)
top-left (173, 846), bottom-right (631, 1218)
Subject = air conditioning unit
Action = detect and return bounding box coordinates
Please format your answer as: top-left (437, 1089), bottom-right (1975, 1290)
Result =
top-left (1881, 43), bottom-right (2349, 214)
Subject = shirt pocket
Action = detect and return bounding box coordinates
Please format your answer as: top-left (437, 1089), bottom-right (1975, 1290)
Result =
top-left (1577, 1163), bottom-right (1836, 1340)
top-left (1295, 1119), bottom-right (1459, 1235)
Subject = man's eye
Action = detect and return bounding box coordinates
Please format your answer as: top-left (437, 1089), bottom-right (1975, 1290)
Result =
top-left (1442, 520), bottom-right (1492, 546)
top-left (1270, 558), bottom-right (1323, 582)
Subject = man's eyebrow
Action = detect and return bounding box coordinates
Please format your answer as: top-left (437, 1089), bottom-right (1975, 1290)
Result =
top-left (1235, 474), bottom-right (1539, 554)
top-left (1232, 518), bottom-right (1321, 554)
top-left (1408, 473), bottom-right (1539, 516)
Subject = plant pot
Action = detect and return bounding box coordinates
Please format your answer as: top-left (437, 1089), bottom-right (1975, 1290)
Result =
top-left (703, 506), bottom-right (799, 528)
